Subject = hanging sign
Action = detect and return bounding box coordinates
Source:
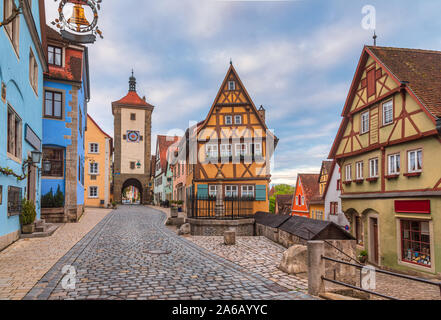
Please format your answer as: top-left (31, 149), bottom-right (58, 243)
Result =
top-left (50, 0), bottom-right (103, 44)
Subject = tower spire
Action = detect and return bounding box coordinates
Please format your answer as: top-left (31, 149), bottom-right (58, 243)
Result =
top-left (373, 30), bottom-right (377, 46)
top-left (129, 70), bottom-right (136, 92)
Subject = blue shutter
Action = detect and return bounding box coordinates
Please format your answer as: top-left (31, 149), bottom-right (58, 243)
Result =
top-left (255, 185), bottom-right (266, 201)
top-left (197, 184), bottom-right (208, 199)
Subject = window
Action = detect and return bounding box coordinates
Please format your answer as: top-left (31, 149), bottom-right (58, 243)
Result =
top-left (130, 162), bottom-right (136, 170)
top-left (366, 68), bottom-right (375, 97)
top-left (79, 108), bottom-right (83, 137)
top-left (408, 149), bottom-right (422, 173)
top-left (0, 186), bottom-right (2, 205)
top-left (316, 211), bottom-right (323, 220)
top-left (361, 111), bottom-right (370, 134)
top-left (130, 113), bottom-right (136, 120)
top-left (225, 185), bottom-right (238, 197)
top-left (7, 106), bottom-right (22, 159)
top-left (295, 195), bottom-right (299, 206)
top-left (369, 158), bottom-right (379, 178)
top-left (89, 162), bottom-right (99, 175)
top-left (253, 143), bottom-right (262, 156)
top-left (48, 45), bottom-right (62, 66)
top-left (220, 144), bottom-right (232, 157)
top-left (235, 143), bottom-right (247, 156)
top-left (345, 164), bottom-right (352, 181)
top-left (228, 81), bottom-right (235, 91)
top-left (234, 115), bottom-right (242, 124)
top-left (388, 153), bottom-right (401, 175)
top-left (356, 161), bottom-right (364, 180)
top-left (156, 161), bottom-right (160, 172)
top-left (401, 220), bottom-right (431, 267)
top-left (4, 0), bottom-right (20, 55)
top-left (29, 50), bottom-right (38, 93)
top-left (44, 91), bottom-right (62, 119)
top-left (7, 186), bottom-right (22, 216)
top-left (383, 100), bottom-right (393, 125)
top-left (209, 185), bottom-right (217, 197)
top-left (42, 147), bottom-right (63, 177)
top-left (301, 196), bottom-right (305, 206)
top-left (336, 179), bottom-right (341, 191)
top-left (225, 115), bottom-right (232, 125)
top-left (205, 144), bottom-right (218, 159)
top-left (89, 143), bottom-right (99, 154)
top-left (330, 202), bottom-right (338, 215)
top-left (89, 186), bottom-right (98, 198)
top-left (241, 185), bottom-right (254, 198)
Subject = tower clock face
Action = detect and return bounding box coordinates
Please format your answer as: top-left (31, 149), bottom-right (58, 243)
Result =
top-left (127, 130), bottom-right (140, 142)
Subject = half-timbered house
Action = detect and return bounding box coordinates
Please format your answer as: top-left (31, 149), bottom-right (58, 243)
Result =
top-left (329, 46), bottom-right (441, 274)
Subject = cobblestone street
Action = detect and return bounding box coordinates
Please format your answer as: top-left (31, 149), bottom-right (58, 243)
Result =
top-left (0, 208), bottom-right (112, 300)
top-left (25, 206), bottom-right (315, 300)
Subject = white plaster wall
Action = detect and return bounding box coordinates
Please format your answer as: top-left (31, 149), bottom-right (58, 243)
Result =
top-left (324, 164), bottom-right (349, 227)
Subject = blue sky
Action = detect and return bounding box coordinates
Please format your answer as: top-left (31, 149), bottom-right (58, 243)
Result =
top-left (45, 0), bottom-right (441, 185)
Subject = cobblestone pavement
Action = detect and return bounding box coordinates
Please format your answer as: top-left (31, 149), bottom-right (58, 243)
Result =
top-left (25, 206), bottom-right (315, 300)
top-left (0, 208), bottom-right (112, 300)
top-left (186, 236), bottom-right (308, 293)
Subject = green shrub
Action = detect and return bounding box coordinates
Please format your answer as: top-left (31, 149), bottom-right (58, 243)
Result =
top-left (41, 188), bottom-right (54, 208)
top-left (54, 185), bottom-right (65, 207)
top-left (359, 250), bottom-right (368, 257)
top-left (20, 199), bottom-right (36, 226)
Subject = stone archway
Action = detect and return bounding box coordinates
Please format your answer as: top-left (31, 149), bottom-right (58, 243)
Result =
top-left (121, 179), bottom-right (143, 205)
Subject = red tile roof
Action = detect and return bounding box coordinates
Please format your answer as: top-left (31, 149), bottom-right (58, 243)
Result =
top-left (113, 91), bottom-right (153, 107)
top-left (298, 174), bottom-right (320, 206)
top-left (156, 135), bottom-right (180, 173)
top-left (367, 46), bottom-right (441, 118)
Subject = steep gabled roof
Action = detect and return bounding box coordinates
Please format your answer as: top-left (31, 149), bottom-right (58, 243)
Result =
top-left (319, 160), bottom-right (333, 182)
top-left (298, 174), bottom-right (320, 206)
top-left (113, 91), bottom-right (153, 107)
top-left (155, 135), bottom-right (180, 174)
top-left (276, 194), bottom-right (294, 214)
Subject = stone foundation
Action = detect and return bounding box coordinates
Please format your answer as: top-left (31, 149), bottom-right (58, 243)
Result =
top-left (0, 230), bottom-right (20, 252)
top-left (187, 218), bottom-right (255, 236)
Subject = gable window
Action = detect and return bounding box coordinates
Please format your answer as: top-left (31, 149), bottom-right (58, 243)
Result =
top-left (336, 179), bottom-right (341, 191)
top-left (361, 111), bottom-right (370, 134)
top-left (4, 0), bottom-right (20, 55)
top-left (44, 91), bottom-right (62, 119)
top-left (29, 49), bottom-right (38, 93)
top-left (301, 196), bottom-right (305, 206)
top-left (228, 81), bottom-right (235, 91)
top-left (356, 161), bottom-right (364, 180)
top-left (89, 143), bottom-right (99, 154)
top-left (89, 162), bottom-right (99, 175)
top-left (388, 153), bottom-right (401, 175)
top-left (209, 185), bottom-right (217, 197)
top-left (48, 45), bottom-right (62, 66)
top-left (366, 68), bottom-right (376, 97)
top-left (408, 149), bottom-right (422, 173)
top-left (225, 185), bottom-right (238, 197)
top-left (241, 185), bottom-right (254, 198)
top-left (345, 164), bottom-right (352, 182)
top-left (369, 158), bottom-right (379, 178)
top-left (220, 144), bottom-right (232, 157)
top-left (42, 147), bottom-right (63, 177)
top-left (205, 144), bottom-right (218, 159)
top-left (235, 143), bottom-right (247, 156)
top-left (383, 100), bottom-right (393, 125)
top-left (234, 115), bottom-right (242, 124)
top-left (89, 186), bottom-right (98, 198)
top-left (225, 115), bottom-right (232, 125)
top-left (330, 202), bottom-right (338, 215)
top-left (7, 106), bottom-right (22, 159)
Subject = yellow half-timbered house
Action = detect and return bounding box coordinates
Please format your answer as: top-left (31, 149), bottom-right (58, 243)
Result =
top-left (329, 46), bottom-right (441, 275)
top-left (186, 63), bottom-right (278, 217)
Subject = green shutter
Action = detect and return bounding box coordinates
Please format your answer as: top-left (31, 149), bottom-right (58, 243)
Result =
top-left (197, 184), bottom-right (208, 199)
top-left (255, 185), bottom-right (266, 201)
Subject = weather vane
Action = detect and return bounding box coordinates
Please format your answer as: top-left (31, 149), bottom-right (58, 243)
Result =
top-left (50, 0), bottom-right (103, 44)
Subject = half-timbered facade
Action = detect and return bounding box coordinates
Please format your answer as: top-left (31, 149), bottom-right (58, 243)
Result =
top-left (329, 46), bottom-right (441, 274)
top-left (186, 63), bottom-right (277, 216)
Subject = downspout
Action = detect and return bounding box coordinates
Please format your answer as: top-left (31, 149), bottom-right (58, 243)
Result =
top-left (437, 117), bottom-right (441, 136)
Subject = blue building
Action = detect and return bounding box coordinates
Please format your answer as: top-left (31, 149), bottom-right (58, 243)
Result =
top-left (40, 25), bottom-right (90, 223)
top-left (0, 0), bottom-right (48, 250)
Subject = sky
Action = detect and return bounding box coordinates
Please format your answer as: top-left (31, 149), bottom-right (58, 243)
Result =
top-left (45, 0), bottom-right (441, 185)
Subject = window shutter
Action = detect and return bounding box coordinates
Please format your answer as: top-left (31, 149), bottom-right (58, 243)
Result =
top-left (197, 184), bottom-right (208, 199)
top-left (255, 185), bottom-right (266, 201)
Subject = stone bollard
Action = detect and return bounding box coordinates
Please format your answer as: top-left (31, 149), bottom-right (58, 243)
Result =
top-left (307, 240), bottom-right (325, 296)
top-left (224, 229), bottom-right (236, 245)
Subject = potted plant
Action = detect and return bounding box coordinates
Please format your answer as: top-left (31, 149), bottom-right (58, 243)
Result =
top-left (170, 201), bottom-right (178, 218)
top-left (111, 201), bottom-right (117, 209)
top-left (358, 250), bottom-right (368, 264)
top-left (177, 200), bottom-right (184, 212)
top-left (20, 199), bottom-right (37, 234)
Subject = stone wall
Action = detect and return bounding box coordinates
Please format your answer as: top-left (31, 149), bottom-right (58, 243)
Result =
top-left (188, 218), bottom-right (255, 236)
top-left (0, 230), bottom-right (20, 252)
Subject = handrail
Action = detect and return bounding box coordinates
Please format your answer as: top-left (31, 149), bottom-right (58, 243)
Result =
top-left (322, 277), bottom-right (398, 300)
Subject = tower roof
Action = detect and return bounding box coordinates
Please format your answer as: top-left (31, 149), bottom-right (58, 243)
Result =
top-left (112, 71), bottom-right (153, 107)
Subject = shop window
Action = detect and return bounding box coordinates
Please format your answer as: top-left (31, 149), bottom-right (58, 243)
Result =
top-left (401, 220), bottom-right (431, 267)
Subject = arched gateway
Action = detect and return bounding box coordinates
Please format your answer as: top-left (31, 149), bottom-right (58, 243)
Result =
top-left (112, 72), bottom-right (154, 204)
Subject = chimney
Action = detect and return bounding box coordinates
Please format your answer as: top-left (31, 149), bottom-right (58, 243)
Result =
top-left (258, 105), bottom-right (266, 122)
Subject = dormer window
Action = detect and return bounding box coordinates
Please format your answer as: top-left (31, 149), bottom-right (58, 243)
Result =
top-left (228, 81), bottom-right (235, 91)
top-left (48, 45), bottom-right (62, 66)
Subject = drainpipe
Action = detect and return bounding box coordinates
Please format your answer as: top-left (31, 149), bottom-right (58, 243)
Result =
top-left (437, 117), bottom-right (441, 136)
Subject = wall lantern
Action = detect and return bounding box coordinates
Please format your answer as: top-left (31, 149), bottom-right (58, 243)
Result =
top-left (31, 151), bottom-right (42, 165)
top-left (43, 160), bottom-right (52, 173)
top-left (136, 161), bottom-right (141, 169)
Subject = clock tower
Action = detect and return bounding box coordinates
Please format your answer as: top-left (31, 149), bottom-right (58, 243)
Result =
top-left (112, 72), bottom-right (154, 204)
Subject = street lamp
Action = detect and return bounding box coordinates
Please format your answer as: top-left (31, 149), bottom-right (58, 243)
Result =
top-left (30, 151), bottom-right (42, 165)
top-left (43, 160), bottom-right (52, 173)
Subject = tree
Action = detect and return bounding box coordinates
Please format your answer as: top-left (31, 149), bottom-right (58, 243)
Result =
top-left (269, 184), bottom-right (296, 213)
